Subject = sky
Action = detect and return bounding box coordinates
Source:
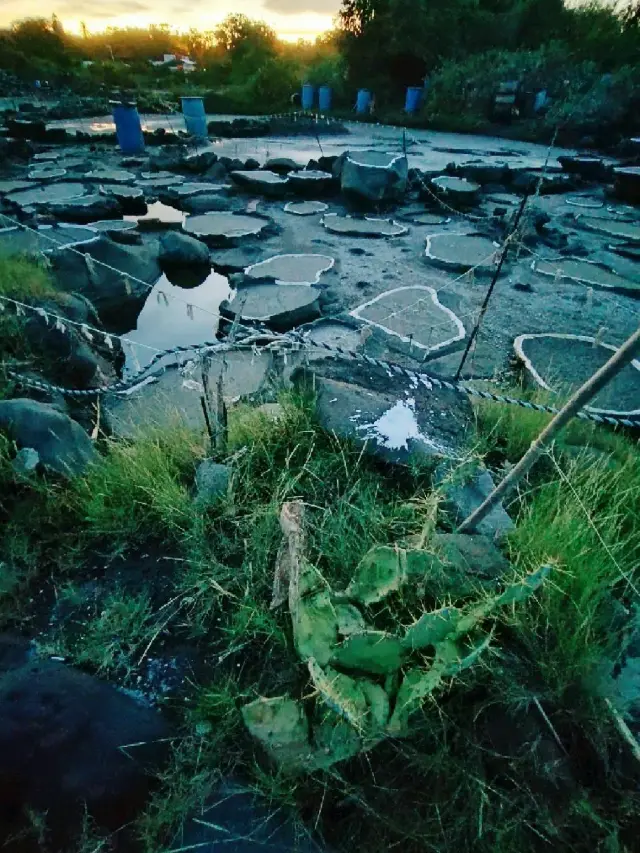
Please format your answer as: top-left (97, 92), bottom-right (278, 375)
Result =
top-left (0, 0), bottom-right (341, 41)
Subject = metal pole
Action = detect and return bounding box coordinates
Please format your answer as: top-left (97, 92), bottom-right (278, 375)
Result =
top-left (454, 193), bottom-right (529, 380)
top-left (458, 324), bottom-right (640, 534)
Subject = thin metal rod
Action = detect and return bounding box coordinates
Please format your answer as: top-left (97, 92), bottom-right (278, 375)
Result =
top-left (455, 193), bottom-right (529, 380)
top-left (458, 324), bottom-right (640, 534)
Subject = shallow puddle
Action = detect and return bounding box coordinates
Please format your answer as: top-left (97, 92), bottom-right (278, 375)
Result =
top-left (122, 269), bottom-right (233, 373)
top-left (125, 201), bottom-right (186, 226)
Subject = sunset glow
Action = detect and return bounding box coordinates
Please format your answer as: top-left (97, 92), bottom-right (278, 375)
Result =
top-left (0, 0), bottom-right (338, 41)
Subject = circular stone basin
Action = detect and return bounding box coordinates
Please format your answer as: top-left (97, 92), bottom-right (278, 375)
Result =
top-left (322, 214), bottom-right (407, 238)
top-left (221, 284), bottom-right (320, 331)
top-left (514, 334), bottom-right (640, 416)
top-left (167, 183), bottom-right (228, 198)
top-left (6, 182), bottom-right (87, 208)
top-left (89, 219), bottom-right (138, 233)
top-left (574, 216), bottom-right (640, 242)
top-left (244, 254), bottom-right (334, 285)
top-left (0, 223), bottom-right (98, 254)
top-left (84, 169), bottom-right (136, 184)
top-left (0, 180), bottom-right (37, 195)
top-left (284, 201), bottom-right (328, 216)
top-left (33, 152), bottom-right (59, 162)
top-left (534, 257), bottom-right (639, 296)
top-left (430, 176), bottom-right (480, 202)
top-left (565, 195), bottom-right (604, 209)
top-left (183, 212), bottom-right (269, 244)
top-left (425, 232), bottom-right (498, 273)
top-left (28, 167), bottom-right (66, 180)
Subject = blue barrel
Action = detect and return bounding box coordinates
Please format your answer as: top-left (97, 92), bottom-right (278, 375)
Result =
top-left (181, 96), bottom-right (208, 138)
top-left (111, 102), bottom-right (144, 154)
top-left (405, 86), bottom-right (422, 113)
top-left (301, 84), bottom-right (315, 111)
top-left (318, 85), bottom-right (332, 112)
top-left (356, 89), bottom-right (371, 114)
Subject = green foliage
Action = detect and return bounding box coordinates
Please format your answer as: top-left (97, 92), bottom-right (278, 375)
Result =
top-left (72, 422), bottom-right (206, 548)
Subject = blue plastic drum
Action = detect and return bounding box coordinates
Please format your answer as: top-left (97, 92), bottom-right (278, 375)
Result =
top-left (318, 86), bottom-right (332, 112)
top-left (356, 89), bottom-right (371, 114)
top-left (405, 87), bottom-right (422, 113)
top-left (111, 102), bottom-right (145, 154)
top-left (181, 96), bottom-right (208, 139)
top-left (301, 84), bottom-right (315, 111)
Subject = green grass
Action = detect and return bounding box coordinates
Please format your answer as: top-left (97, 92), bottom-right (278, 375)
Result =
top-left (0, 384), bottom-right (639, 853)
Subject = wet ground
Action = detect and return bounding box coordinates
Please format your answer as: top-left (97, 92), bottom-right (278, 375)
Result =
top-left (1, 118), bottom-right (638, 416)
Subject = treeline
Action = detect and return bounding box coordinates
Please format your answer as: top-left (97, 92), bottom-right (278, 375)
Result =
top-left (1, 2), bottom-right (639, 142)
top-left (0, 15), bottom-right (344, 112)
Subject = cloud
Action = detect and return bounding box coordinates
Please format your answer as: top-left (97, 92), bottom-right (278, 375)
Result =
top-left (53, 0), bottom-right (154, 18)
top-left (262, 0), bottom-right (339, 14)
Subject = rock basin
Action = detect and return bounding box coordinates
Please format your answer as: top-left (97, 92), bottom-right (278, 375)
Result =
top-left (284, 201), bottom-right (329, 216)
top-left (349, 285), bottom-right (465, 355)
top-left (220, 284), bottom-right (321, 331)
top-left (514, 333), bottom-right (640, 416)
top-left (0, 223), bottom-right (99, 255)
top-left (321, 214), bottom-right (407, 238)
top-left (5, 182), bottom-right (88, 209)
top-left (425, 232), bottom-right (499, 274)
top-left (183, 212), bottom-right (270, 245)
top-left (534, 257), bottom-right (639, 296)
top-left (244, 254), bottom-right (335, 286)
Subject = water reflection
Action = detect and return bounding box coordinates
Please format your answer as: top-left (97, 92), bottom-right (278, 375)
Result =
top-left (123, 268), bottom-right (233, 375)
top-left (125, 201), bottom-right (185, 226)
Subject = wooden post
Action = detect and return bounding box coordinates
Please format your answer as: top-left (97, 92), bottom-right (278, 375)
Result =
top-left (458, 325), bottom-right (640, 534)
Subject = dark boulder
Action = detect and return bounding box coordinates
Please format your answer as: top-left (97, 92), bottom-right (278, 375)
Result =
top-left (0, 399), bottom-right (98, 477)
top-left (0, 639), bottom-right (169, 850)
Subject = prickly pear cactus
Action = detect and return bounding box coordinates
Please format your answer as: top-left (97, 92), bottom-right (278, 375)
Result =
top-left (242, 502), bottom-right (552, 773)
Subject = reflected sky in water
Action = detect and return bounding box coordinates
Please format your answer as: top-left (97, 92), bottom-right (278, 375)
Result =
top-left (123, 268), bottom-right (233, 374)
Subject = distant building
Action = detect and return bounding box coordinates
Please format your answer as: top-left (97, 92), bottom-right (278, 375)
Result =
top-left (149, 55), bottom-right (196, 72)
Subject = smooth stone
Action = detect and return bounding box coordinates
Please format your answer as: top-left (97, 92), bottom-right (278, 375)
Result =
top-left (514, 333), bottom-right (640, 415)
top-left (265, 157), bottom-right (304, 173)
top-left (183, 212), bottom-right (270, 245)
top-left (33, 151), bottom-right (60, 161)
top-left (293, 362), bottom-right (472, 464)
top-left (99, 185), bottom-right (144, 199)
top-left (398, 210), bottom-right (451, 226)
top-left (244, 253), bottom-right (335, 285)
top-left (299, 319), bottom-right (363, 353)
top-left (613, 166), bottom-right (640, 204)
top-left (138, 177), bottom-right (183, 190)
top-left (284, 200), bottom-right (329, 216)
top-left (534, 257), bottom-right (639, 295)
top-left (159, 231), bottom-right (210, 267)
top-left (322, 213), bottom-right (407, 238)
top-left (195, 460), bottom-right (230, 503)
top-left (434, 462), bottom-right (514, 541)
top-left (288, 170), bottom-right (334, 195)
top-left (430, 175), bottom-right (480, 204)
top-left (230, 170), bottom-right (290, 197)
top-left (220, 284), bottom-right (321, 331)
top-left (425, 232), bottom-right (499, 273)
top-left (0, 399), bottom-right (98, 477)
top-left (565, 195), bottom-right (604, 209)
top-left (340, 150), bottom-right (408, 206)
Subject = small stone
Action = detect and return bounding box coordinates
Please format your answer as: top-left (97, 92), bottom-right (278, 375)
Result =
top-left (159, 231), bottom-right (210, 267)
top-left (11, 447), bottom-right (40, 475)
top-left (434, 461), bottom-right (514, 541)
top-left (195, 460), bottom-right (230, 503)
